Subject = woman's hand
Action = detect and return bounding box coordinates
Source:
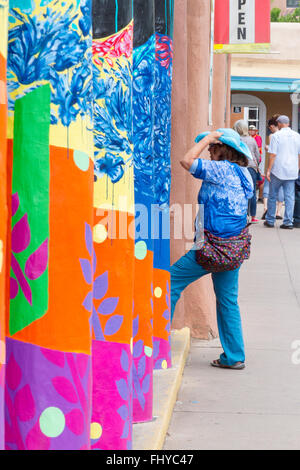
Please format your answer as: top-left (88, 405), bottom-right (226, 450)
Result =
top-left (207, 131), bottom-right (223, 144)
top-left (180, 131), bottom-right (223, 171)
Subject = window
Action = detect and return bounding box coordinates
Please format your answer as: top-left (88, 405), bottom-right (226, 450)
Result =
top-left (287, 0), bottom-right (299, 7)
top-left (245, 107), bottom-right (259, 129)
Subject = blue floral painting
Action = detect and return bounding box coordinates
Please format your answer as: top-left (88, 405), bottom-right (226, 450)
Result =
top-left (7, 0), bottom-right (93, 127)
top-left (154, 33), bottom-right (173, 208)
top-left (132, 35), bottom-right (156, 199)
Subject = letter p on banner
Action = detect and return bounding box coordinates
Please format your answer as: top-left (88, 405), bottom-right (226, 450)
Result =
top-left (214, 0), bottom-right (270, 53)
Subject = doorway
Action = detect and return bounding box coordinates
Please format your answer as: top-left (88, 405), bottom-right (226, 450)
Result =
top-left (231, 94), bottom-right (267, 170)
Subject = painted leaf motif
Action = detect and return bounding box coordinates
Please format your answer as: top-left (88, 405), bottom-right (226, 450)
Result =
top-left (93, 271), bottom-right (108, 300)
top-left (6, 353), bottom-right (22, 391)
top-left (79, 258), bottom-right (92, 284)
top-left (85, 222), bottom-right (93, 256)
top-left (76, 355), bottom-right (89, 379)
top-left (142, 373), bottom-right (151, 394)
top-left (162, 309), bottom-right (169, 320)
top-left (117, 405), bottom-right (129, 421)
top-left (15, 385), bottom-right (36, 422)
top-left (137, 355), bottom-right (146, 379)
top-left (153, 340), bottom-right (160, 359)
top-left (11, 254), bottom-right (32, 305)
top-left (66, 409), bottom-right (85, 436)
top-left (120, 349), bottom-right (129, 373)
top-left (133, 339), bottom-right (143, 359)
top-left (104, 315), bottom-right (123, 336)
top-left (41, 348), bottom-right (65, 368)
top-left (155, 359), bottom-right (163, 369)
top-left (10, 277), bottom-right (19, 299)
top-left (166, 293), bottom-right (170, 308)
top-left (12, 193), bottom-right (19, 217)
top-left (26, 421), bottom-right (50, 451)
top-left (98, 297), bottom-right (119, 315)
top-left (11, 214), bottom-right (31, 253)
top-left (25, 239), bottom-right (48, 280)
top-left (52, 376), bottom-right (78, 403)
top-left (93, 247), bottom-right (97, 275)
top-left (82, 291), bottom-right (93, 311)
top-left (4, 421), bottom-right (15, 444)
top-left (121, 420), bottom-right (130, 439)
top-left (133, 315), bottom-right (139, 338)
top-left (116, 379), bottom-right (129, 401)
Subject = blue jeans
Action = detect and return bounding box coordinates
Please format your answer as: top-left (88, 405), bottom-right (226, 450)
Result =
top-left (247, 168), bottom-right (258, 217)
top-left (171, 250), bottom-right (245, 366)
top-left (266, 174), bottom-right (295, 226)
top-left (263, 179), bottom-right (284, 202)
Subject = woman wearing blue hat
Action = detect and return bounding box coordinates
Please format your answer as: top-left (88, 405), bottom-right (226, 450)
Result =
top-left (171, 129), bottom-right (254, 370)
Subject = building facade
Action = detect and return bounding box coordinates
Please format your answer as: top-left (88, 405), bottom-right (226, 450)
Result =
top-left (231, 21), bottom-right (300, 171)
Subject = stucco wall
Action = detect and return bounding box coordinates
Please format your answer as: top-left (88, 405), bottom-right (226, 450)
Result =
top-left (231, 23), bottom-right (300, 79)
top-left (170, 0), bottom-right (231, 339)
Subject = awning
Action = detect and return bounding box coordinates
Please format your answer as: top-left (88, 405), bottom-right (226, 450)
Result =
top-left (231, 76), bottom-right (300, 93)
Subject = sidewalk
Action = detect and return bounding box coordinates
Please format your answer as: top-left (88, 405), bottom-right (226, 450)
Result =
top-left (164, 206), bottom-right (300, 450)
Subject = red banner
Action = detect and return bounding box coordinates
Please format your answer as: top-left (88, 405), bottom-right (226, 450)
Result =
top-left (214, 0), bottom-right (270, 53)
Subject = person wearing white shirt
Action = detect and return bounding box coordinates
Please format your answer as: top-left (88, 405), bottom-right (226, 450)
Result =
top-left (264, 115), bottom-right (300, 229)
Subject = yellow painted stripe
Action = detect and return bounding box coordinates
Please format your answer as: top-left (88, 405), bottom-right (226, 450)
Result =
top-left (214, 43), bottom-right (270, 54)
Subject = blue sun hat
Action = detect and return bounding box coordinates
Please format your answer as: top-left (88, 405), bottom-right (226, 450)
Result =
top-left (195, 128), bottom-right (253, 161)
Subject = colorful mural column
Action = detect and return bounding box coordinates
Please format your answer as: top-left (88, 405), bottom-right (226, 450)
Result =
top-left (0, 0), bottom-right (8, 452)
top-left (1, 0), bottom-right (175, 451)
top-left (132, 0), bottom-right (155, 424)
top-left (5, 0), bottom-right (94, 450)
top-left (91, 0), bottom-right (135, 450)
top-left (153, 0), bottom-right (173, 371)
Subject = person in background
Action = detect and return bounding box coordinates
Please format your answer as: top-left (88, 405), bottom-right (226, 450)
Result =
top-left (262, 116), bottom-right (284, 221)
top-left (249, 125), bottom-right (262, 162)
top-left (294, 170), bottom-right (300, 228)
top-left (234, 120), bottom-right (260, 224)
top-left (264, 115), bottom-right (300, 229)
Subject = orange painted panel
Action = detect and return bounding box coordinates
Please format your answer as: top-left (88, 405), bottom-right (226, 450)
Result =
top-left (8, 146), bottom-right (93, 354)
top-left (153, 268), bottom-right (171, 343)
top-left (92, 208), bottom-right (135, 345)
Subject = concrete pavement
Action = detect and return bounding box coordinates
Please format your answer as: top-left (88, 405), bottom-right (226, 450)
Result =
top-left (164, 206), bottom-right (300, 450)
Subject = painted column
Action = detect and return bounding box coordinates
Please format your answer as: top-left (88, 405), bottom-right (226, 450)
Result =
top-left (6, 0), bottom-right (94, 450)
top-left (132, 0), bottom-right (155, 423)
top-left (92, 0), bottom-right (135, 450)
top-left (153, 0), bottom-right (173, 370)
top-left (0, 0), bottom-right (8, 451)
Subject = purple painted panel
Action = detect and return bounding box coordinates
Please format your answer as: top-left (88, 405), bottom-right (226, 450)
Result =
top-left (91, 341), bottom-right (132, 450)
top-left (5, 338), bottom-right (92, 450)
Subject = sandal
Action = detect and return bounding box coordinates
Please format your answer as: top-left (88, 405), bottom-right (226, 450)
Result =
top-left (211, 359), bottom-right (245, 370)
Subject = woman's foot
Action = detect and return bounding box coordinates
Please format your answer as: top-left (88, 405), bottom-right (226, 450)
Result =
top-left (251, 217), bottom-right (259, 224)
top-left (211, 359), bottom-right (245, 370)
top-left (262, 210), bottom-right (267, 220)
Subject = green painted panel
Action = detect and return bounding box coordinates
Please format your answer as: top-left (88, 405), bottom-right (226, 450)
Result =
top-left (10, 85), bottom-right (50, 335)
